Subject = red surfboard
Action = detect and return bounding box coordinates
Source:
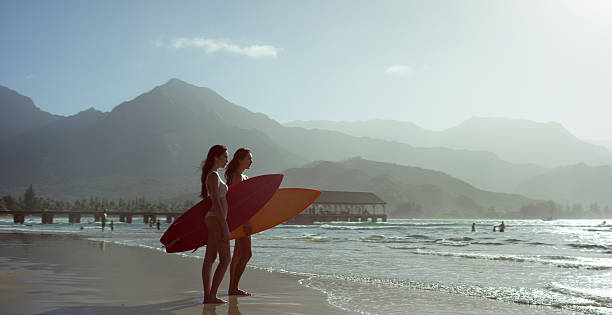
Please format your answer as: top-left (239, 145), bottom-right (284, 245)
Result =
top-left (160, 174), bottom-right (283, 253)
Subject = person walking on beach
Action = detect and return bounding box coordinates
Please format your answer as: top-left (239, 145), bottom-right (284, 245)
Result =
top-left (201, 145), bottom-right (231, 304)
top-left (225, 148), bottom-right (253, 296)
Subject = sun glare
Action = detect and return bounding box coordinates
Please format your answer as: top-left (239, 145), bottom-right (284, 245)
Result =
top-left (565, 0), bottom-right (612, 26)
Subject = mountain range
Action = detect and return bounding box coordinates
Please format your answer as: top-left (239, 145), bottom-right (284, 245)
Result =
top-left (0, 86), bottom-right (62, 142)
top-left (515, 163), bottom-right (612, 206)
top-left (0, 80), bottom-right (302, 200)
top-left (592, 139), bottom-right (612, 155)
top-left (286, 118), bottom-right (612, 167)
top-left (282, 158), bottom-right (538, 217)
top-left (1, 79), bottom-right (610, 214)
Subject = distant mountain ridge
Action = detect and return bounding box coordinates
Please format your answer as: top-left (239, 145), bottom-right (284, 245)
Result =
top-left (0, 79), bottom-right (608, 211)
top-left (254, 121), bottom-right (547, 193)
top-left (94, 80), bottom-right (549, 193)
top-left (0, 79), bottom-right (303, 200)
top-left (0, 80), bottom-right (545, 197)
top-left (516, 163), bottom-right (612, 206)
top-left (286, 118), bottom-right (612, 167)
top-left (286, 119), bottom-right (432, 144)
top-left (591, 139), bottom-right (612, 155)
top-left (282, 157), bottom-right (538, 217)
top-left (0, 85), bottom-right (63, 142)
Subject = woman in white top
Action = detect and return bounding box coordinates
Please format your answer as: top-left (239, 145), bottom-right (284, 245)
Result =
top-left (225, 148), bottom-right (253, 296)
top-left (201, 144), bottom-right (230, 304)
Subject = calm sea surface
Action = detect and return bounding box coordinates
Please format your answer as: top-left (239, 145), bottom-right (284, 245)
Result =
top-left (1, 217), bottom-right (611, 314)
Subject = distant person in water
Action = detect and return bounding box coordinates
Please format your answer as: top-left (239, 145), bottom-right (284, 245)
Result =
top-left (499, 221), bottom-right (505, 232)
top-left (110, 220), bottom-right (114, 231)
top-left (101, 209), bottom-right (108, 230)
top-left (471, 223), bottom-right (476, 232)
top-left (156, 220), bottom-right (161, 230)
top-left (201, 145), bottom-right (230, 304)
top-left (225, 148), bottom-right (253, 296)
top-left (493, 225), bottom-right (496, 232)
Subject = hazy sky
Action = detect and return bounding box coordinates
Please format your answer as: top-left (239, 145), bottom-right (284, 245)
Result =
top-left (1, 0), bottom-right (611, 140)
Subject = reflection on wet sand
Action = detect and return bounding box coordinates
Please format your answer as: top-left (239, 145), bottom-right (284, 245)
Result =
top-left (202, 296), bottom-right (241, 315)
top-left (39, 297), bottom-right (201, 314)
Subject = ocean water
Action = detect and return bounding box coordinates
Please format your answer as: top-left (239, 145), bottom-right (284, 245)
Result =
top-left (1, 216), bottom-right (611, 314)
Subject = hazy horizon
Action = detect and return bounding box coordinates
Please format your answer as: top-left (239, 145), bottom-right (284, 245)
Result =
top-left (2, 0), bottom-right (612, 141)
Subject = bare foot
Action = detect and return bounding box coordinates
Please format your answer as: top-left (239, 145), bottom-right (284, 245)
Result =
top-left (203, 296), bottom-right (228, 304)
top-left (228, 289), bottom-right (251, 296)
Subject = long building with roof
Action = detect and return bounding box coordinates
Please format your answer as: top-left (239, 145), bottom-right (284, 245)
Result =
top-left (290, 190), bottom-right (387, 224)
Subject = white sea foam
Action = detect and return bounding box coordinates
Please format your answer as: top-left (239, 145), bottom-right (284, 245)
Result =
top-left (2, 217), bottom-right (611, 314)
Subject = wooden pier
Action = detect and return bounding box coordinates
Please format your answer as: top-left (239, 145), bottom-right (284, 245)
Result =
top-left (0, 210), bottom-right (181, 224)
top-left (288, 191), bottom-right (387, 224)
top-left (1, 190), bottom-right (388, 226)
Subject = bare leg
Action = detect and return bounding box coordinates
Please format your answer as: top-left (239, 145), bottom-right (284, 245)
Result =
top-left (228, 236), bottom-right (252, 296)
top-left (208, 233), bottom-right (230, 303)
top-left (228, 239), bottom-right (242, 293)
top-left (203, 217), bottom-right (219, 302)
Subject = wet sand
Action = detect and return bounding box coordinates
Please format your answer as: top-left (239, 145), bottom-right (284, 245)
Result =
top-left (0, 232), bottom-right (349, 314)
top-left (0, 232), bottom-right (579, 314)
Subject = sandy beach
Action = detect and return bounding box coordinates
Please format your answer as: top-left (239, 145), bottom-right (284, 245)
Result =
top-left (0, 230), bottom-right (586, 314)
top-left (0, 232), bottom-right (350, 315)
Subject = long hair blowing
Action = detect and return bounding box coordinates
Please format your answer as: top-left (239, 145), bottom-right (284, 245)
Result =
top-left (225, 148), bottom-right (251, 185)
top-left (201, 145), bottom-right (228, 198)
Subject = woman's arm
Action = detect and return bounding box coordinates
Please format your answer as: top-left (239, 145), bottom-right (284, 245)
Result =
top-left (206, 173), bottom-right (230, 240)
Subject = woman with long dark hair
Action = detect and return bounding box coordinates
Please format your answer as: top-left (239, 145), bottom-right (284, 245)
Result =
top-left (225, 148), bottom-right (253, 296)
top-left (201, 144), bottom-right (230, 304)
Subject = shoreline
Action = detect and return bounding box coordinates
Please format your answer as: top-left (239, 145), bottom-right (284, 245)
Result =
top-left (0, 229), bottom-right (588, 314)
top-left (0, 232), bottom-right (351, 314)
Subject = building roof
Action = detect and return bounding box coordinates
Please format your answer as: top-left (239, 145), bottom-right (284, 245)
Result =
top-left (314, 191), bottom-right (386, 205)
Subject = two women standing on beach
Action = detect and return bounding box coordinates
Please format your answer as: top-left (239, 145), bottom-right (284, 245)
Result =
top-left (200, 145), bottom-right (254, 304)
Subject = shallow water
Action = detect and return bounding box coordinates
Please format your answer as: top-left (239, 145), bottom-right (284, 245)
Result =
top-left (2, 217), bottom-right (611, 314)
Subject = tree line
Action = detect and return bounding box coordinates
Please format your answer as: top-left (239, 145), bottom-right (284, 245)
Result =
top-left (0, 185), bottom-right (194, 213)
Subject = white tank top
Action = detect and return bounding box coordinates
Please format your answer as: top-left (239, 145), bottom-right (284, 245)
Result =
top-left (205, 171), bottom-right (228, 218)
